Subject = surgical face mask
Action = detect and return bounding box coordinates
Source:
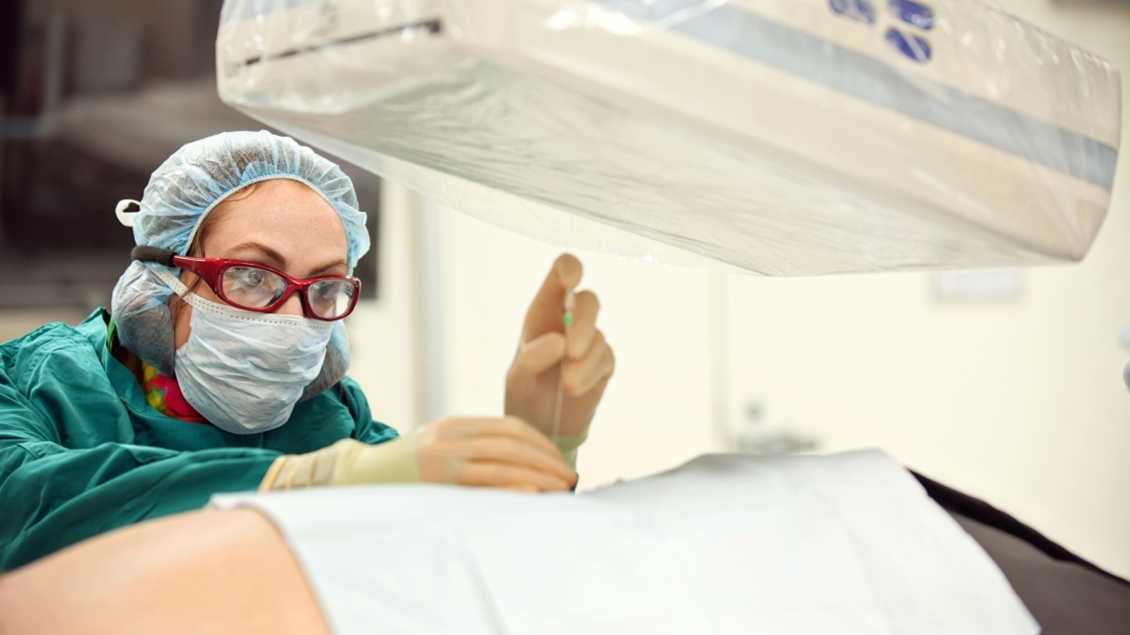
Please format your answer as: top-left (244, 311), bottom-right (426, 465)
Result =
top-left (157, 270), bottom-right (334, 435)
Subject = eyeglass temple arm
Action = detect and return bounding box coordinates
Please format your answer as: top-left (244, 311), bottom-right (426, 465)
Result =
top-left (131, 246), bottom-right (179, 267)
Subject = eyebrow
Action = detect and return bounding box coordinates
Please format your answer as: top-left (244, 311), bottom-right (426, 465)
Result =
top-left (309, 258), bottom-right (349, 276)
top-left (224, 241), bottom-right (348, 276)
top-left (225, 242), bottom-right (288, 270)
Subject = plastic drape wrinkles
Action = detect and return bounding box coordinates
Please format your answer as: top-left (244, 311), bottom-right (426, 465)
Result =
top-left (216, 0), bottom-right (1121, 276)
top-left (111, 131), bottom-right (362, 395)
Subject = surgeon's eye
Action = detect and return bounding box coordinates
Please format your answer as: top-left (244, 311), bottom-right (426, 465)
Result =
top-left (223, 266), bottom-right (287, 308)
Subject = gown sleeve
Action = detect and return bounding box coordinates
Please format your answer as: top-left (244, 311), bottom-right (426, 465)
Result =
top-left (0, 320), bottom-right (397, 571)
top-left (0, 366), bottom-right (278, 571)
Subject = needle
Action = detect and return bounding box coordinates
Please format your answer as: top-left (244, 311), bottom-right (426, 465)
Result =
top-left (551, 288), bottom-right (575, 447)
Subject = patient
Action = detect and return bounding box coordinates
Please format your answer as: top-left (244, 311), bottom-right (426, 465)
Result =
top-left (2, 449), bottom-right (1130, 632)
top-left (0, 509), bottom-right (322, 635)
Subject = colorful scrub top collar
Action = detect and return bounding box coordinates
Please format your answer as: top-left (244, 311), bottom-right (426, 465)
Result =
top-left (107, 317), bottom-right (209, 424)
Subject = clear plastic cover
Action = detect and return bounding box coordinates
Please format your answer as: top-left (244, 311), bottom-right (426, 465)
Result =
top-left (216, 0), bottom-right (1121, 275)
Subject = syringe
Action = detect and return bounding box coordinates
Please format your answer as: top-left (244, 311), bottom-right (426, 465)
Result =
top-left (551, 288), bottom-right (575, 446)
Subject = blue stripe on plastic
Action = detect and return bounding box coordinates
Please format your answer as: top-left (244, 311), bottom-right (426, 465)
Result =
top-left (597, 0), bottom-right (1117, 190)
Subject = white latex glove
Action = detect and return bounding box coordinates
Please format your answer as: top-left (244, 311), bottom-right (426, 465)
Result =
top-left (415, 416), bottom-right (577, 492)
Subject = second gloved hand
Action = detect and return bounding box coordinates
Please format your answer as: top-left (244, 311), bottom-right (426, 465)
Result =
top-left (260, 415), bottom-right (577, 493)
top-left (505, 254), bottom-right (615, 465)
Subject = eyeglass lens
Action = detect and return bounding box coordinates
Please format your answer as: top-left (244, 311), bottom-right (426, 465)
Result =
top-left (307, 278), bottom-right (356, 318)
top-left (221, 266), bottom-right (354, 319)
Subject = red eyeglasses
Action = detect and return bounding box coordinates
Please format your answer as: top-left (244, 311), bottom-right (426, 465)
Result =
top-left (132, 247), bottom-right (360, 321)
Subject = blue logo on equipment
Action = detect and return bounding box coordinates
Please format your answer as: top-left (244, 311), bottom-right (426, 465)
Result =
top-left (889, 0), bottom-right (935, 30)
top-left (885, 28), bottom-right (931, 62)
top-left (829, 0), bottom-right (877, 24)
top-left (830, 0), bottom-right (934, 62)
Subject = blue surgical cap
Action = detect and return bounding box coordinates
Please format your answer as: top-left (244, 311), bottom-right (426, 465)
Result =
top-left (111, 130), bottom-right (363, 392)
top-left (130, 129), bottom-right (369, 268)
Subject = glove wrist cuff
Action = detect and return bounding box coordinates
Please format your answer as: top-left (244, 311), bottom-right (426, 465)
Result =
top-left (333, 430), bottom-right (420, 485)
top-left (554, 430), bottom-right (588, 468)
top-left (259, 432), bottom-right (421, 491)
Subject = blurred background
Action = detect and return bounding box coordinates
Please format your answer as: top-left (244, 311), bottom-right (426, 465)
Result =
top-left (0, 0), bottom-right (380, 340)
top-left (2, 0), bottom-right (1128, 578)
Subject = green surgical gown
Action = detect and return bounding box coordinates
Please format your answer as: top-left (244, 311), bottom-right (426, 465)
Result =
top-left (0, 309), bottom-right (398, 571)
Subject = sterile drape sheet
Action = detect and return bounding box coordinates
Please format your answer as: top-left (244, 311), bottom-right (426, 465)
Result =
top-left (216, 0), bottom-right (1120, 275)
top-left (212, 450), bottom-right (1039, 635)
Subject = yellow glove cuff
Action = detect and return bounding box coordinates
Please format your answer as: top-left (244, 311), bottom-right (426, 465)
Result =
top-left (332, 431), bottom-right (420, 486)
top-left (259, 432), bottom-right (420, 491)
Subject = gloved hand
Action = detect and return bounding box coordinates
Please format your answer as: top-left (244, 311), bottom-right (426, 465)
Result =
top-left (260, 416), bottom-right (577, 493)
top-left (505, 254), bottom-right (615, 465)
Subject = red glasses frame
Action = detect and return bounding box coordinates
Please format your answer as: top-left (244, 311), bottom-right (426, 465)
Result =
top-left (172, 255), bottom-right (361, 321)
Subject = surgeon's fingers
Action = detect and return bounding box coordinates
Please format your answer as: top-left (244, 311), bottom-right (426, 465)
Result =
top-left (460, 438), bottom-right (576, 482)
top-left (508, 332), bottom-right (566, 380)
top-left (460, 462), bottom-right (574, 492)
top-left (433, 416), bottom-right (563, 458)
top-left (566, 290), bottom-right (600, 359)
top-left (419, 417), bottom-right (575, 486)
top-left (564, 332), bottom-right (615, 397)
top-left (522, 254), bottom-right (582, 341)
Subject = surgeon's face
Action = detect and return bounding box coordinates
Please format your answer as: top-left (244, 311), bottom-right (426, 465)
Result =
top-left (171, 178), bottom-right (350, 349)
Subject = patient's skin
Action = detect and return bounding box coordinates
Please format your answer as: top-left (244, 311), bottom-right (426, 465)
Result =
top-left (0, 510), bottom-right (327, 635)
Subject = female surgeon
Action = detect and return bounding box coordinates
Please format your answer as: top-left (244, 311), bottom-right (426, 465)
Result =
top-left (0, 131), bottom-right (614, 571)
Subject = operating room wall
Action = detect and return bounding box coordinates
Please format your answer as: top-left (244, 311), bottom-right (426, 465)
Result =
top-left (725, 0), bottom-right (1130, 580)
top-left (346, 0), bottom-right (1130, 579)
